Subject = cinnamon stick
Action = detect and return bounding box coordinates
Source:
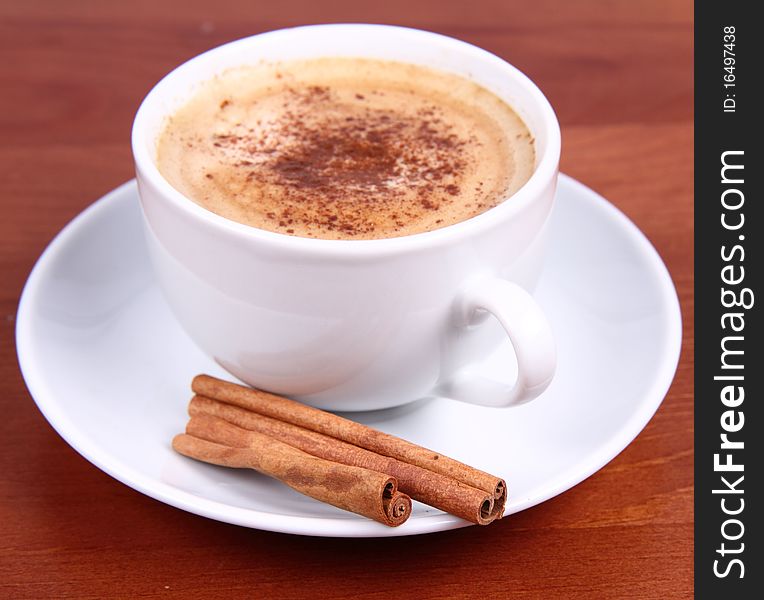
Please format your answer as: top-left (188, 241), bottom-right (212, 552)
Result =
top-left (187, 403), bottom-right (502, 524)
top-left (172, 432), bottom-right (410, 527)
top-left (191, 375), bottom-right (507, 519)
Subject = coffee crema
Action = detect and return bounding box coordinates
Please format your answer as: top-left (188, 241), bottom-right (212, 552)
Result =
top-left (156, 58), bottom-right (535, 240)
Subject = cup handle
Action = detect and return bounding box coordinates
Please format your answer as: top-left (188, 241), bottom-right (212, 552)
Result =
top-left (437, 277), bottom-right (557, 408)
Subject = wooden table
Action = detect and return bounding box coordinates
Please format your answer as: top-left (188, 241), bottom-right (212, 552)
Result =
top-left (0, 1), bottom-right (693, 597)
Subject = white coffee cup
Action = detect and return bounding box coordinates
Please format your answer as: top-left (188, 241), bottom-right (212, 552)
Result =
top-left (132, 24), bottom-right (560, 411)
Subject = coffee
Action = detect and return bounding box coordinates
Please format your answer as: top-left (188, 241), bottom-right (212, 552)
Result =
top-left (156, 58), bottom-right (535, 240)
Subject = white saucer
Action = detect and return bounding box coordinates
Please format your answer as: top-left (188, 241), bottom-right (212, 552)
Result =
top-left (16, 175), bottom-right (681, 537)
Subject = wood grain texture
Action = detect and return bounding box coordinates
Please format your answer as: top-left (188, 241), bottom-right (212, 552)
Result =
top-left (0, 1), bottom-right (693, 598)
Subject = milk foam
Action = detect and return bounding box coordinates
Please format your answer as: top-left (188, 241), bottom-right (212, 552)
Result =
top-left (156, 58), bottom-right (535, 239)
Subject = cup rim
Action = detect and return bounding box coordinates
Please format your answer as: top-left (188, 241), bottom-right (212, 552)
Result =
top-left (132, 23), bottom-right (561, 257)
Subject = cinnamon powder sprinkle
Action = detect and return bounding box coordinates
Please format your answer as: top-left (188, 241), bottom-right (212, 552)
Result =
top-left (209, 87), bottom-right (472, 237)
